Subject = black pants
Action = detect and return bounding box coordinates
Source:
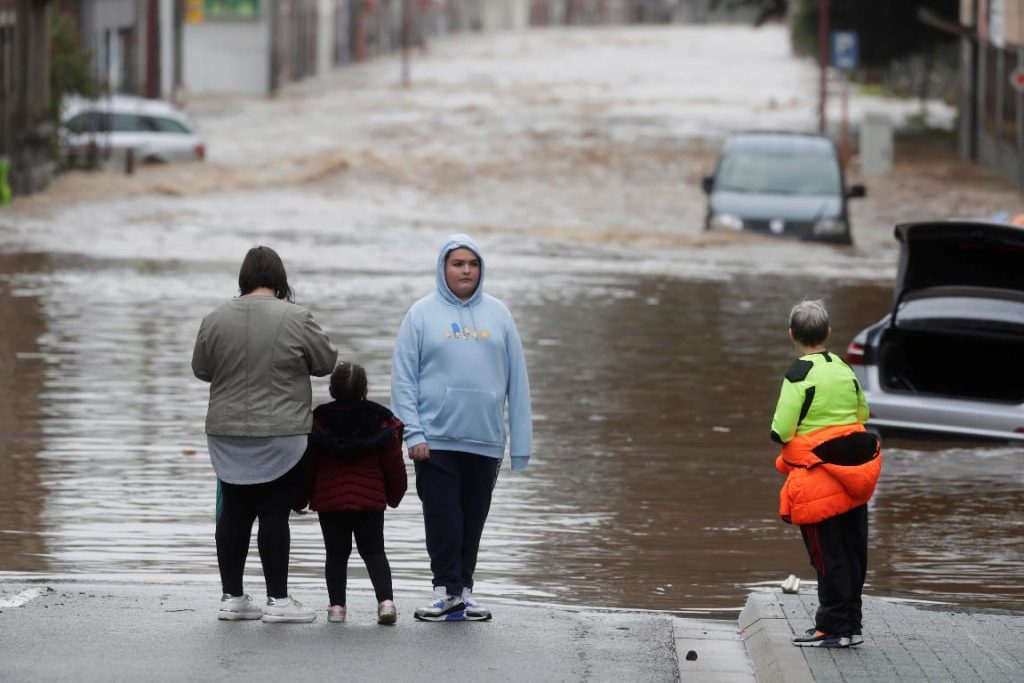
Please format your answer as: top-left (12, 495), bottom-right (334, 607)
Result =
top-left (216, 463), bottom-right (301, 599)
top-left (415, 450), bottom-right (501, 596)
top-left (318, 510), bottom-right (393, 605)
top-left (800, 504), bottom-right (869, 635)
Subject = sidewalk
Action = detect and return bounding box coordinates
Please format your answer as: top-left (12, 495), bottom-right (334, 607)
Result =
top-left (735, 588), bottom-right (1024, 683)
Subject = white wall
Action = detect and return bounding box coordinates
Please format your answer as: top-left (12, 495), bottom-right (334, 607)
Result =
top-left (159, 0), bottom-right (175, 99)
top-left (184, 20), bottom-right (271, 95)
top-left (482, 0), bottom-right (528, 30)
top-left (318, 0), bottom-right (333, 81)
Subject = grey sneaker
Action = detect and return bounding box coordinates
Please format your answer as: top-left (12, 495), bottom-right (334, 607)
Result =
top-left (792, 628), bottom-right (850, 648)
top-left (461, 588), bottom-right (492, 622)
top-left (261, 596), bottom-right (316, 623)
top-left (848, 631), bottom-right (864, 646)
top-left (218, 593), bottom-right (262, 621)
top-left (414, 587), bottom-right (465, 622)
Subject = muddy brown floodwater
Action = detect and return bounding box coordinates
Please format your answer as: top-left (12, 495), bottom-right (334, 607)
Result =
top-left (1, 26), bottom-right (1021, 617)
top-left (1, 252), bottom-right (1020, 617)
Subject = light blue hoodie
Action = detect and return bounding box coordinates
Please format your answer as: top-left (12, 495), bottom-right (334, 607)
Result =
top-left (390, 235), bottom-right (532, 471)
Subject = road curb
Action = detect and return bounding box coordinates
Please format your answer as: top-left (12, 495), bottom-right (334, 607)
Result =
top-left (673, 617), bottom-right (756, 682)
top-left (738, 591), bottom-right (814, 683)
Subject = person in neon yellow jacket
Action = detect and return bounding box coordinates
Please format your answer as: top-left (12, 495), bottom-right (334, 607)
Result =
top-left (770, 299), bottom-right (881, 649)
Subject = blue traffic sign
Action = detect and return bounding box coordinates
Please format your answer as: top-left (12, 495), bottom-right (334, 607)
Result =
top-left (831, 31), bottom-right (859, 71)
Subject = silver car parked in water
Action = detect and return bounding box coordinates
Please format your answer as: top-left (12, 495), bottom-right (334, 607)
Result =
top-left (60, 95), bottom-right (206, 166)
top-left (846, 220), bottom-right (1024, 441)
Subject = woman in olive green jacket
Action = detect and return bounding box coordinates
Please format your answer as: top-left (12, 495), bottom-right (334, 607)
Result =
top-left (192, 246), bottom-right (336, 623)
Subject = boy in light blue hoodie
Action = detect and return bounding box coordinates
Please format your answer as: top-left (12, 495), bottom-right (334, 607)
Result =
top-left (391, 234), bottom-right (532, 622)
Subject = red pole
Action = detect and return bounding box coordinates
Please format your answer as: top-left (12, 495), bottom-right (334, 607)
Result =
top-left (840, 74), bottom-right (849, 169)
top-left (818, 0), bottom-right (829, 134)
top-left (355, 5), bottom-right (366, 62)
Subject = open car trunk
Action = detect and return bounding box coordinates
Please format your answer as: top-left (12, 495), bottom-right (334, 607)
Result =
top-left (879, 327), bottom-right (1024, 403)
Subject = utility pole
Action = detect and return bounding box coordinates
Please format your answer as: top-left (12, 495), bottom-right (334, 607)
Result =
top-left (818, 0), bottom-right (829, 133)
top-left (355, 1), bottom-right (366, 62)
top-left (401, 0), bottom-right (411, 86)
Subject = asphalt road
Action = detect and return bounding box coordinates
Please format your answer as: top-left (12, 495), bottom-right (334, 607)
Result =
top-left (0, 582), bottom-right (680, 682)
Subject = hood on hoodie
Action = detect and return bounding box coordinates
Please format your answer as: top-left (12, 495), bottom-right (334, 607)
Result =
top-left (436, 234), bottom-right (485, 306)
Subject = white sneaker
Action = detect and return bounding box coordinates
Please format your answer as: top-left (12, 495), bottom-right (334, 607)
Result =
top-left (217, 594), bottom-right (263, 621)
top-left (413, 586), bottom-right (465, 622)
top-left (261, 596), bottom-right (316, 623)
top-left (461, 588), bottom-right (492, 621)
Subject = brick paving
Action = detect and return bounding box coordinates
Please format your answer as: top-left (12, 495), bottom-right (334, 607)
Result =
top-left (741, 589), bottom-right (1024, 683)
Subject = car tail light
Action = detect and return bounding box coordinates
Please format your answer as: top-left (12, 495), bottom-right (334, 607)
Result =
top-left (194, 144), bottom-right (206, 161)
top-left (845, 342), bottom-right (866, 365)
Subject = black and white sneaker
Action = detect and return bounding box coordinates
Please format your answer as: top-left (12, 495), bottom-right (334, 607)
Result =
top-left (414, 588), bottom-right (465, 622)
top-left (461, 588), bottom-right (492, 622)
top-left (848, 631), bottom-right (864, 647)
top-left (792, 628), bottom-right (850, 648)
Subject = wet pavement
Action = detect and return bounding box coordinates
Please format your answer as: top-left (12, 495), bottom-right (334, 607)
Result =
top-left (0, 26), bottom-right (1022, 618)
top-left (739, 589), bottom-right (1024, 683)
top-left (4, 581), bottom-right (1020, 682)
top-left (0, 582), bottom-right (679, 682)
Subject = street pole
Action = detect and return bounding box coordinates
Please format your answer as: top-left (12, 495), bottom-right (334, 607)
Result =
top-left (818, 0), bottom-right (828, 134)
top-left (401, 0), bottom-right (411, 87)
top-left (355, 1), bottom-right (366, 62)
top-left (840, 72), bottom-right (849, 169)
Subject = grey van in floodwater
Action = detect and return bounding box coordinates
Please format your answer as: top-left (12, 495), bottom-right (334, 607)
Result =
top-left (701, 131), bottom-right (865, 245)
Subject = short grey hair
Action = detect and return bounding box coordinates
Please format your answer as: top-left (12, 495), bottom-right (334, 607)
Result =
top-left (789, 299), bottom-right (830, 346)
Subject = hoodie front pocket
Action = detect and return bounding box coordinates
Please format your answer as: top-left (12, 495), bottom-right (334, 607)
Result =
top-left (430, 388), bottom-right (503, 445)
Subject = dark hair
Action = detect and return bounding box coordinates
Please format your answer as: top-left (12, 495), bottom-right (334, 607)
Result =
top-left (238, 246), bottom-right (293, 301)
top-left (330, 362), bottom-right (368, 402)
top-left (789, 299), bottom-right (830, 347)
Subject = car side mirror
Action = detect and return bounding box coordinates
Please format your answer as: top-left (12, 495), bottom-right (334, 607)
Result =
top-left (846, 184), bottom-right (866, 199)
top-left (702, 176), bottom-right (714, 194)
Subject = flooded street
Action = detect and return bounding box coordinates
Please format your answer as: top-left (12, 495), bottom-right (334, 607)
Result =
top-left (1, 26), bottom-right (1021, 616)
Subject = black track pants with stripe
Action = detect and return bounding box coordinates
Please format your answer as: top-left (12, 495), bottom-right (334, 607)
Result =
top-left (800, 504), bottom-right (868, 635)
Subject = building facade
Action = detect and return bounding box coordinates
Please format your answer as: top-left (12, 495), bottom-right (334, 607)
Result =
top-left (67, 0), bottom-right (179, 99)
top-left (960, 0), bottom-right (1024, 187)
top-left (1, 0), bottom-right (54, 196)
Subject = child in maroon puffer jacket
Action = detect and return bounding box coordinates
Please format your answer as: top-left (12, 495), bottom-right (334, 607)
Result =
top-left (300, 361), bottom-right (407, 625)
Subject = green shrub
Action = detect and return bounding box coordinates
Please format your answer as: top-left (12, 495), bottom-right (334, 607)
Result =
top-left (49, 10), bottom-right (99, 123)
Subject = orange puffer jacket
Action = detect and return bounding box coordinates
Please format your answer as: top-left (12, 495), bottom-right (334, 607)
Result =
top-left (775, 423), bottom-right (882, 525)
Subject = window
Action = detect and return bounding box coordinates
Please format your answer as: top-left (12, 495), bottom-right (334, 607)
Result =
top-left (145, 116), bottom-right (191, 134)
top-left (110, 113), bottom-right (149, 132)
top-left (65, 113), bottom-right (92, 134)
top-left (64, 111), bottom-right (112, 134)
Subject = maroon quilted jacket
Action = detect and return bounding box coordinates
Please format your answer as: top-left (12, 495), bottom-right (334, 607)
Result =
top-left (302, 399), bottom-right (407, 512)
